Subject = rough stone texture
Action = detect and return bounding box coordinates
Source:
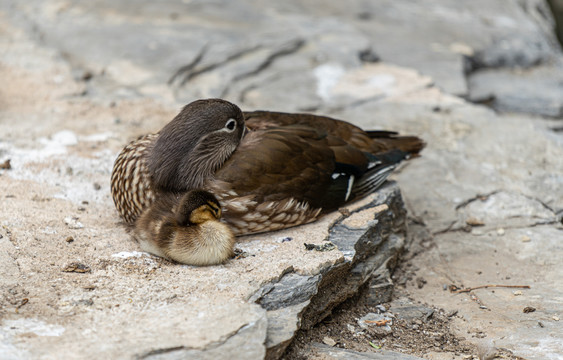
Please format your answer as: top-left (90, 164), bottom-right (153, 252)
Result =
top-left (250, 186), bottom-right (408, 359)
top-left (370, 81), bottom-right (563, 359)
top-left (3, 0), bottom-right (562, 113)
top-left (306, 343), bottom-right (424, 360)
top-left (1, 1), bottom-right (563, 359)
top-left (467, 61), bottom-right (563, 118)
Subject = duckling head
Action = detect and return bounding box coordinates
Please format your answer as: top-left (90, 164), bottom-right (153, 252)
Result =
top-left (175, 189), bottom-right (223, 226)
top-left (170, 189), bottom-right (235, 266)
top-left (148, 99), bottom-right (245, 192)
top-left (134, 189), bottom-right (235, 266)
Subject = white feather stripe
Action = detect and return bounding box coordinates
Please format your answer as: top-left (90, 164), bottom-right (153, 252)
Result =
top-left (345, 175), bottom-right (355, 202)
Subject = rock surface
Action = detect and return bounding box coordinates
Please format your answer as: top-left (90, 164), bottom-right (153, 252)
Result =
top-left (1, 1), bottom-right (562, 359)
top-left (306, 344), bottom-right (424, 360)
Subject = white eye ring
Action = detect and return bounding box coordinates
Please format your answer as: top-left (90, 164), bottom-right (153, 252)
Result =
top-left (225, 119), bottom-right (237, 132)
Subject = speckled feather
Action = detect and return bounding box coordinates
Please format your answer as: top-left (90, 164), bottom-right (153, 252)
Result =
top-left (110, 134), bottom-right (157, 224)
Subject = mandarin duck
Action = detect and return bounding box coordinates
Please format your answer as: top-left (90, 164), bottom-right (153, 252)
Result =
top-left (111, 99), bottom-right (424, 235)
top-left (134, 189), bottom-right (235, 265)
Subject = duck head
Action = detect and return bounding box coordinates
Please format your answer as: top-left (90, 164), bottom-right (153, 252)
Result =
top-left (148, 99), bottom-right (245, 192)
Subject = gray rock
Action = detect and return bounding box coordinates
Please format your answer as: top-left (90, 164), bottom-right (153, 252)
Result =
top-left (308, 343), bottom-right (424, 359)
top-left (138, 313), bottom-right (268, 360)
top-left (467, 64), bottom-right (563, 118)
top-left (251, 273), bottom-right (322, 311)
top-left (464, 34), bottom-right (554, 72)
top-left (365, 273), bottom-right (395, 306)
top-left (299, 186), bottom-right (408, 331)
top-left (456, 190), bottom-right (559, 230)
top-left (247, 184), bottom-right (409, 358)
top-left (6, 0), bottom-right (561, 116)
top-left (389, 306), bottom-right (435, 323)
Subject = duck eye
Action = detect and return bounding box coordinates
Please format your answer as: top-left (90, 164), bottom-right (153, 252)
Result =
top-left (225, 119), bottom-right (236, 131)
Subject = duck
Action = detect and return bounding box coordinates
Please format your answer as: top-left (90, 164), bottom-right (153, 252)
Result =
top-left (111, 98), bottom-right (424, 235)
top-left (133, 189), bottom-right (235, 265)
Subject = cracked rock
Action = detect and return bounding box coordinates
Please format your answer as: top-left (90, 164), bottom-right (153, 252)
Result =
top-left (457, 191), bottom-right (557, 229)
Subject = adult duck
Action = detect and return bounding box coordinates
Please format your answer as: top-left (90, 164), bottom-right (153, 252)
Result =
top-left (111, 99), bottom-right (424, 235)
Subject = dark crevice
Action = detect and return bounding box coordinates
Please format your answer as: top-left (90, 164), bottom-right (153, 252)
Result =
top-left (454, 190), bottom-right (501, 210)
top-left (170, 44), bottom-right (263, 86)
top-left (168, 44), bottom-right (208, 85)
top-left (221, 39), bottom-right (305, 98)
top-left (455, 190), bottom-right (556, 216)
top-left (137, 346), bottom-right (185, 359)
top-left (233, 39), bottom-right (304, 83)
top-left (432, 220), bottom-right (460, 236)
top-left (547, 0), bottom-right (563, 47)
top-left (358, 47), bottom-right (380, 63)
top-left (434, 221), bottom-right (560, 237)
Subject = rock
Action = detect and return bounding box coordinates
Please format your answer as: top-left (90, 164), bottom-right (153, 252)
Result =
top-left (249, 185), bottom-right (409, 359)
top-left (251, 273), bottom-right (322, 311)
top-left (1, 136), bottom-right (408, 360)
top-left (464, 34), bottom-right (555, 72)
top-left (8, 0), bottom-right (559, 106)
top-left (467, 65), bottom-right (563, 118)
top-left (457, 191), bottom-right (558, 229)
top-left (307, 343), bottom-right (425, 359)
top-left (0, 159), bottom-right (11, 169)
top-left (64, 217), bottom-right (84, 229)
top-left (389, 306), bottom-right (435, 323)
top-left (322, 336), bottom-right (337, 347)
top-left (366, 278), bottom-right (395, 306)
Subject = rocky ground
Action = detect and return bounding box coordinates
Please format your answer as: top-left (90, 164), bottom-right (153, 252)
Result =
top-left (1, 1), bottom-right (562, 359)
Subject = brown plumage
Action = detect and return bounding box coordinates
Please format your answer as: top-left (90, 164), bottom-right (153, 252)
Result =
top-left (133, 190), bottom-right (234, 265)
top-left (111, 134), bottom-right (156, 224)
top-left (111, 99), bottom-right (424, 235)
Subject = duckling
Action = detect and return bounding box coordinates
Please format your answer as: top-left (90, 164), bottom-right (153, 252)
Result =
top-left (133, 189), bottom-right (235, 266)
top-left (112, 99), bottom-right (425, 235)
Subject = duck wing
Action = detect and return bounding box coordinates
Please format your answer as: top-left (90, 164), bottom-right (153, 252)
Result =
top-left (206, 121), bottom-right (411, 236)
top-left (244, 111), bottom-right (425, 156)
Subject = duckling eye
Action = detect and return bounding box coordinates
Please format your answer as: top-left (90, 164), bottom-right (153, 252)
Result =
top-left (206, 201), bottom-right (221, 218)
top-left (225, 119), bottom-right (237, 132)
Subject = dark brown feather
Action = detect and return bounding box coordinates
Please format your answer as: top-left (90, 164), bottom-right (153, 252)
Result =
top-left (244, 111), bottom-right (425, 156)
